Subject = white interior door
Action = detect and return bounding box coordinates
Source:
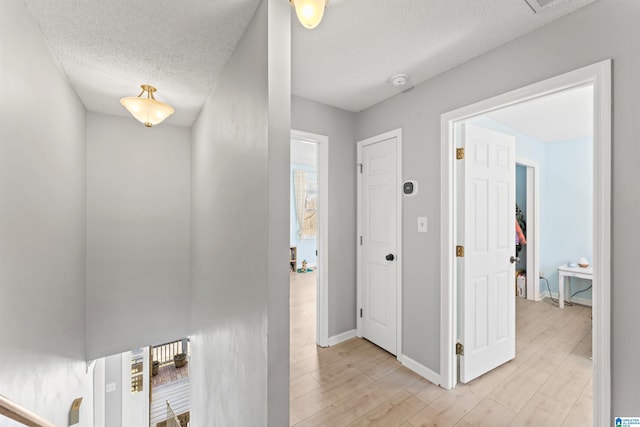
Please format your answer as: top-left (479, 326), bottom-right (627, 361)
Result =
top-left (459, 123), bottom-right (516, 383)
top-left (360, 136), bottom-right (398, 355)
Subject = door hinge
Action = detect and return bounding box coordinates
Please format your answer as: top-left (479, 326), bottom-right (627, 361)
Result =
top-left (357, 163), bottom-right (363, 173)
top-left (456, 245), bottom-right (464, 257)
top-left (316, 250), bottom-right (318, 256)
top-left (360, 308), bottom-right (363, 318)
top-left (456, 148), bottom-right (465, 160)
top-left (360, 236), bottom-right (363, 246)
top-left (456, 342), bottom-right (464, 356)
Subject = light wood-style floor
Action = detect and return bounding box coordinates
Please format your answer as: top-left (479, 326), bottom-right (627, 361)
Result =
top-left (290, 271), bottom-right (592, 426)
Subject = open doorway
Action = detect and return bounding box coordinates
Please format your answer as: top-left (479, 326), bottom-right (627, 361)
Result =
top-left (290, 130), bottom-right (329, 349)
top-left (290, 136), bottom-right (319, 357)
top-left (464, 83), bottom-right (593, 306)
top-left (514, 158), bottom-right (540, 302)
top-left (440, 60), bottom-right (611, 426)
top-left (150, 338), bottom-right (190, 427)
top-left (453, 84), bottom-right (593, 417)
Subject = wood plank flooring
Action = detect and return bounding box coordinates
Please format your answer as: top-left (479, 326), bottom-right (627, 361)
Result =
top-left (290, 271), bottom-right (592, 426)
top-left (152, 361), bottom-right (189, 388)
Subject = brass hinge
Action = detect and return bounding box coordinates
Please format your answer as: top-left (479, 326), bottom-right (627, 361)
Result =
top-left (456, 148), bottom-right (464, 160)
top-left (456, 245), bottom-right (464, 257)
top-left (456, 342), bottom-right (464, 356)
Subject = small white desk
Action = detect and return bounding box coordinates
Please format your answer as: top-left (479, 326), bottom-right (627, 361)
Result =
top-left (558, 264), bottom-right (593, 309)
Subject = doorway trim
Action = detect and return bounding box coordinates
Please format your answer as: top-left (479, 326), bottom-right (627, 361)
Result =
top-left (439, 60), bottom-right (611, 426)
top-left (291, 129), bottom-right (329, 348)
top-left (356, 128), bottom-right (403, 360)
top-left (515, 156), bottom-right (541, 302)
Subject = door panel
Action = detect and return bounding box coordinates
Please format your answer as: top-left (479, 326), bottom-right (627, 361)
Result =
top-left (361, 137), bottom-right (398, 355)
top-left (368, 263), bottom-right (389, 326)
top-left (460, 123), bottom-right (516, 383)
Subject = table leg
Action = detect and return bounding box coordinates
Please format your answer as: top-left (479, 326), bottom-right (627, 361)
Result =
top-left (567, 277), bottom-right (571, 306)
top-left (558, 273), bottom-right (564, 309)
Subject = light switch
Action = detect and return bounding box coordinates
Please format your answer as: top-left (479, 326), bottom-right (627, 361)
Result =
top-left (418, 217), bottom-right (428, 232)
top-left (106, 383), bottom-right (116, 393)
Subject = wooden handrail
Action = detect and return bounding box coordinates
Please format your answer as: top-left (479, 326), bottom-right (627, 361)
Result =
top-left (0, 394), bottom-right (56, 427)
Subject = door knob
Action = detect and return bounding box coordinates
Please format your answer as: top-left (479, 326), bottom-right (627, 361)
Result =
top-left (386, 254), bottom-right (395, 261)
top-left (510, 256), bottom-right (520, 264)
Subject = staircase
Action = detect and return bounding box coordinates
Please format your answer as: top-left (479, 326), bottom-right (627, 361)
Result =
top-left (0, 394), bottom-right (56, 427)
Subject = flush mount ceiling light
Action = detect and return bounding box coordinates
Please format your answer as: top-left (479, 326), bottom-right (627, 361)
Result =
top-left (120, 84), bottom-right (174, 127)
top-left (290, 0), bottom-right (328, 29)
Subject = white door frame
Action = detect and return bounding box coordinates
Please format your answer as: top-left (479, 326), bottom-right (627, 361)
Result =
top-left (356, 128), bottom-right (403, 360)
top-left (291, 129), bottom-right (329, 348)
top-left (515, 157), bottom-right (541, 302)
top-left (440, 60), bottom-right (611, 426)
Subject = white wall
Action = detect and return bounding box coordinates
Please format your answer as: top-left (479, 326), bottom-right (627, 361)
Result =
top-left (120, 349), bottom-right (149, 427)
top-left (355, 0), bottom-right (639, 413)
top-left (86, 113), bottom-right (191, 360)
top-left (100, 349), bottom-right (149, 427)
top-left (291, 96), bottom-right (357, 337)
top-left (189, 0), bottom-right (290, 425)
top-left (103, 355), bottom-right (121, 427)
top-left (0, 1), bottom-right (94, 425)
top-left (93, 359), bottom-right (105, 427)
top-left (265, 1), bottom-right (291, 420)
top-left (543, 137), bottom-right (593, 298)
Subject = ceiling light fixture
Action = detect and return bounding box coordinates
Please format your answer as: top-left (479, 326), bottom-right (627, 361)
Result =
top-left (120, 84), bottom-right (174, 127)
top-left (290, 0), bottom-right (328, 29)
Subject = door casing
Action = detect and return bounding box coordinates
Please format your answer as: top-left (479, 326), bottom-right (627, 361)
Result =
top-left (440, 60), bottom-right (611, 427)
top-left (356, 128), bottom-right (403, 360)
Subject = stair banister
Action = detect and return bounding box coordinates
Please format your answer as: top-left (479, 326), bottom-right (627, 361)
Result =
top-left (0, 394), bottom-right (57, 427)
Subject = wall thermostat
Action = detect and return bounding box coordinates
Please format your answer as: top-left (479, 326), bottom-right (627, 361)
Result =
top-left (403, 180), bottom-right (418, 196)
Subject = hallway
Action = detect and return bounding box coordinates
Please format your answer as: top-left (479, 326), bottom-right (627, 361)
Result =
top-left (290, 271), bottom-right (592, 426)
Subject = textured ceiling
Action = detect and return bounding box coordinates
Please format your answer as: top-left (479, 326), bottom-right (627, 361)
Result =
top-left (23, 0), bottom-right (262, 127)
top-left (23, 0), bottom-right (598, 126)
top-left (486, 85), bottom-right (593, 143)
top-left (291, 0), bottom-right (597, 112)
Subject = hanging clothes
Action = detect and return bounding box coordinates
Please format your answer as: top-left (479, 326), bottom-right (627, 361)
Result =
top-left (515, 204), bottom-right (527, 256)
top-left (516, 220), bottom-right (527, 245)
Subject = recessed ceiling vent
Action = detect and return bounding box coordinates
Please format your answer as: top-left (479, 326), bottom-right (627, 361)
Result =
top-left (524, 0), bottom-right (564, 13)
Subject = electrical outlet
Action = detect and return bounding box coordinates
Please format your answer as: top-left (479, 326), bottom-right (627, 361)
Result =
top-left (418, 217), bottom-right (428, 232)
top-left (106, 383), bottom-right (116, 393)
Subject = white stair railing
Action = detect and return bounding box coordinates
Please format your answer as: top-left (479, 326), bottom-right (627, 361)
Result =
top-left (0, 394), bottom-right (56, 427)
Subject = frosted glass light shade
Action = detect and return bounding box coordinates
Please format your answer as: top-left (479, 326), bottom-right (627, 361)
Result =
top-left (292, 0), bottom-right (327, 29)
top-left (120, 85), bottom-right (174, 127)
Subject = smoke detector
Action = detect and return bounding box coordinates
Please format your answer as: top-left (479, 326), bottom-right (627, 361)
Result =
top-left (389, 74), bottom-right (409, 87)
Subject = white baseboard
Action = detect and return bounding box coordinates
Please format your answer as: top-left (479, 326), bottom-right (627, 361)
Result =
top-left (327, 329), bottom-right (357, 346)
top-left (539, 291), bottom-right (592, 307)
top-left (400, 354), bottom-right (441, 386)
